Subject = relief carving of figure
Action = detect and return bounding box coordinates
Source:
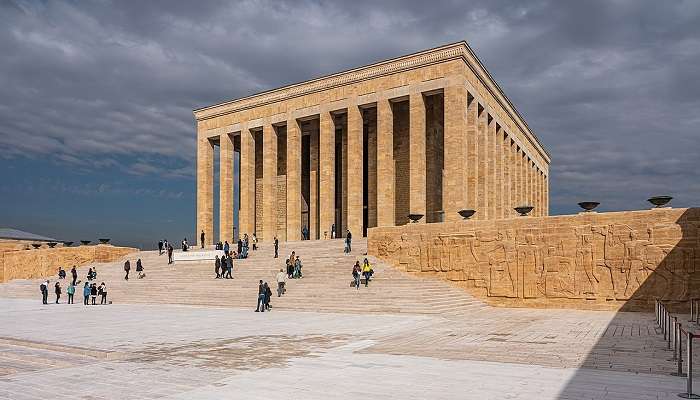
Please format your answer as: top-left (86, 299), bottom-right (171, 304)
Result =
top-left (519, 233), bottom-right (544, 298)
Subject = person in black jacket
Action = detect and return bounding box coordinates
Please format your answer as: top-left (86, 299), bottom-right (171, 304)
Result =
top-left (71, 266), bottom-right (77, 286)
top-left (54, 282), bottom-right (61, 304)
top-left (124, 260), bottom-right (131, 281)
top-left (214, 255), bottom-right (221, 279)
top-left (90, 283), bottom-right (98, 305)
top-left (255, 280), bottom-right (265, 312)
top-left (40, 280), bottom-right (49, 304)
top-left (264, 282), bottom-right (272, 311)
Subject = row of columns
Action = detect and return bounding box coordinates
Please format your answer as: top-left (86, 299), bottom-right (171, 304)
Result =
top-left (197, 84), bottom-right (549, 244)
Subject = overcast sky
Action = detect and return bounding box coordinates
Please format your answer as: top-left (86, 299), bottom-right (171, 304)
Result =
top-left (1, 0), bottom-right (699, 248)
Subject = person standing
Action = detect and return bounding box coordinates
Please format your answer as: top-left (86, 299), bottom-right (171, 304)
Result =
top-left (124, 260), bottom-right (131, 281)
top-left (294, 256), bottom-right (303, 279)
top-left (214, 255), bottom-right (221, 279)
top-left (331, 223), bottom-right (336, 239)
top-left (264, 282), bottom-right (272, 311)
top-left (67, 282), bottom-right (75, 304)
top-left (90, 283), bottom-right (97, 305)
top-left (237, 238), bottom-right (243, 256)
top-left (70, 266), bottom-right (77, 286)
top-left (54, 282), bottom-right (61, 304)
top-left (158, 240), bottom-right (163, 255)
top-left (255, 280), bottom-right (265, 312)
top-left (252, 234), bottom-right (258, 251)
top-left (223, 241), bottom-right (230, 256)
top-left (276, 269), bottom-right (286, 297)
top-left (352, 261), bottom-right (361, 290)
top-left (83, 282), bottom-right (90, 305)
top-left (167, 243), bottom-right (174, 264)
top-left (273, 237), bottom-right (279, 258)
top-left (40, 280), bottom-right (48, 304)
top-left (200, 230), bottom-right (205, 249)
top-left (99, 282), bottom-right (107, 304)
top-left (346, 230), bottom-right (352, 252)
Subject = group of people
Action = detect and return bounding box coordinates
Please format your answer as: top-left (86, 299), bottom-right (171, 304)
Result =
top-left (157, 240), bottom-right (175, 264)
top-left (123, 259), bottom-right (145, 280)
top-left (285, 251), bottom-right (303, 279)
top-left (40, 279), bottom-right (107, 305)
top-left (352, 258), bottom-right (374, 289)
top-left (214, 253), bottom-right (235, 279)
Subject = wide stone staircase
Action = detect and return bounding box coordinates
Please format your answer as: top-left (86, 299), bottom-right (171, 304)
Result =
top-left (0, 238), bottom-right (487, 315)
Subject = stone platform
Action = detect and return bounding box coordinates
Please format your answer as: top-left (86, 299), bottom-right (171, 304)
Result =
top-left (1, 238), bottom-right (699, 399)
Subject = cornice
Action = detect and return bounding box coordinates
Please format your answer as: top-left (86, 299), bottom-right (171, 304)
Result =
top-left (193, 41), bottom-right (550, 162)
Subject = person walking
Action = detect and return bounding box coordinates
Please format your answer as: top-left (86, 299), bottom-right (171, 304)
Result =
top-left (71, 266), bottom-right (77, 286)
top-left (276, 269), bottom-right (286, 297)
top-left (83, 282), bottom-right (90, 305)
top-left (167, 243), bottom-right (174, 264)
top-left (214, 255), bottom-right (221, 279)
top-left (273, 237), bottom-right (279, 258)
top-left (54, 282), bottom-right (61, 304)
top-left (123, 260), bottom-right (131, 281)
top-left (200, 230), bottom-right (205, 249)
top-left (264, 282), bottom-right (272, 311)
top-left (224, 255), bottom-right (233, 279)
top-left (158, 240), bottom-right (163, 255)
top-left (99, 282), bottom-right (107, 304)
top-left (136, 258), bottom-right (145, 279)
top-left (67, 282), bottom-right (75, 304)
top-left (352, 261), bottom-right (362, 289)
top-left (346, 230), bottom-right (352, 252)
top-left (90, 283), bottom-right (98, 305)
top-left (255, 280), bottom-right (265, 312)
top-left (362, 259), bottom-right (372, 287)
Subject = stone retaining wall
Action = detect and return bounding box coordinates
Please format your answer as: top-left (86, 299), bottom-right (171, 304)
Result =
top-left (0, 245), bottom-right (138, 283)
top-left (368, 208), bottom-right (700, 311)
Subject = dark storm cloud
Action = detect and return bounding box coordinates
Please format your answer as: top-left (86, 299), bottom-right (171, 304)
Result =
top-left (1, 0), bottom-right (699, 213)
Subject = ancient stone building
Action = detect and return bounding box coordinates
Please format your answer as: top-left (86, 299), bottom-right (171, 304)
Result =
top-left (194, 42), bottom-right (550, 244)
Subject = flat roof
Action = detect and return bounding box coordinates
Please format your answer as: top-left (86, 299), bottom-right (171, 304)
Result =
top-left (0, 228), bottom-right (59, 242)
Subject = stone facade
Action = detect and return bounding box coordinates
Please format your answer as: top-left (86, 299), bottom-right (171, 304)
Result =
top-left (194, 41), bottom-right (550, 243)
top-left (0, 245), bottom-right (138, 283)
top-left (368, 208), bottom-right (700, 311)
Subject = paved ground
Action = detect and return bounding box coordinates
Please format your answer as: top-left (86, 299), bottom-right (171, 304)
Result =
top-left (1, 298), bottom-right (698, 399)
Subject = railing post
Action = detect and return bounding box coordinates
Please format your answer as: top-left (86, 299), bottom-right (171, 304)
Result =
top-left (679, 332), bottom-right (699, 399)
top-left (690, 300), bottom-right (695, 323)
top-left (672, 320), bottom-right (679, 361)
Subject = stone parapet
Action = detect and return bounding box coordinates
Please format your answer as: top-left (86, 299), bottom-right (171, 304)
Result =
top-left (0, 245), bottom-right (138, 283)
top-left (368, 208), bottom-right (700, 311)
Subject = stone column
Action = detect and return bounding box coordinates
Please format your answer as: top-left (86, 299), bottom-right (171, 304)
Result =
top-left (310, 121), bottom-right (319, 240)
top-left (476, 105), bottom-right (487, 219)
top-left (376, 97), bottom-right (395, 226)
top-left (219, 133), bottom-right (234, 244)
top-left (502, 131), bottom-right (511, 218)
top-left (263, 123), bottom-right (278, 241)
top-left (487, 116), bottom-right (497, 219)
top-left (196, 135), bottom-right (214, 245)
top-left (286, 117), bottom-right (301, 241)
top-left (513, 146), bottom-right (522, 208)
top-left (346, 101), bottom-right (363, 237)
top-left (239, 125), bottom-right (255, 238)
top-left (443, 85), bottom-right (468, 222)
top-left (466, 95), bottom-right (479, 215)
top-left (495, 125), bottom-right (503, 219)
top-left (319, 110), bottom-right (335, 239)
top-left (536, 168), bottom-right (542, 217)
top-left (543, 173), bottom-right (548, 216)
top-left (409, 90), bottom-right (426, 221)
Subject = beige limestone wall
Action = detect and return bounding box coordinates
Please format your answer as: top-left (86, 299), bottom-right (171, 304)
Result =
top-left (1, 245), bottom-right (138, 283)
top-left (368, 208), bottom-right (700, 311)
